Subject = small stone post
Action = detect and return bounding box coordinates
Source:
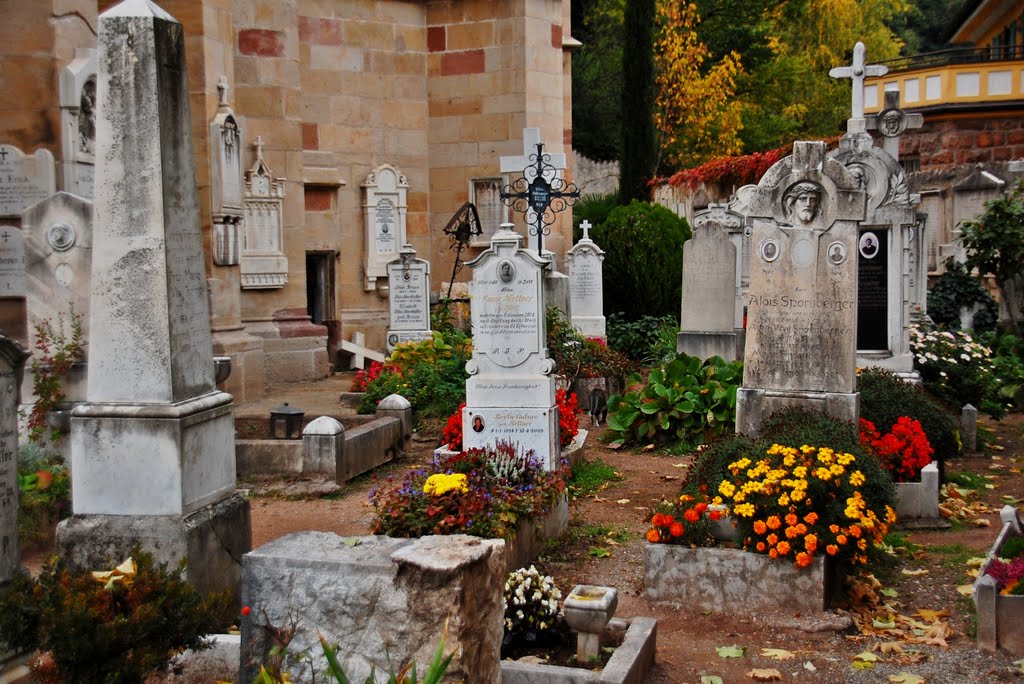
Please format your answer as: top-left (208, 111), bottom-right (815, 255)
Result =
top-left (302, 416), bottom-right (344, 475)
top-left (961, 404), bottom-right (977, 453)
top-left (0, 333), bottom-right (29, 584)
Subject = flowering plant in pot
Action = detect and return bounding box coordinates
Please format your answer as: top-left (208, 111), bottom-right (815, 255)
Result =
top-left (368, 442), bottom-right (567, 540)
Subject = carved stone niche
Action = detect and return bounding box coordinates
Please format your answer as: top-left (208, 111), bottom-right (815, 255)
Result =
top-left (362, 164), bottom-right (409, 291)
top-left (210, 76), bottom-right (244, 267)
top-left (59, 49), bottom-right (97, 199)
top-left (241, 137), bottom-right (287, 289)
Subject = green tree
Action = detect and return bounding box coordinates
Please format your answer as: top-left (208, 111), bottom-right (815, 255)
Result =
top-left (571, 0), bottom-right (624, 161)
top-left (960, 178), bottom-right (1024, 334)
top-left (619, 0), bottom-right (657, 203)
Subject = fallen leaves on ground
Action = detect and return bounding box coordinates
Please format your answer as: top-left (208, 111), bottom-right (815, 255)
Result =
top-left (939, 484), bottom-right (999, 520)
top-left (746, 668), bottom-right (782, 681)
top-left (716, 645), bottom-right (746, 658)
top-left (889, 673), bottom-right (925, 683)
top-left (760, 648), bottom-right (795, 660)
top-left (700, 676), bottom-right (724, 684)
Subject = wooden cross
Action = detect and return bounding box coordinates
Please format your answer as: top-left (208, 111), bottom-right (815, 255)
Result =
top-left (829, 42), bottom-right (888, 133)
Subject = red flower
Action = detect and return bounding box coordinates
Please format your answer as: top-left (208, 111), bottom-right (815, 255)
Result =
top-left (684, 508), bottom-right (700, 523)
top-left (669, 521), bottom-right (685, 537)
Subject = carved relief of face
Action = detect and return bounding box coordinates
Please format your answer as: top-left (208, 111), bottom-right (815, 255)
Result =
top-left (783, 182), bottom-right (822, 226)
top-left (881, 110), bottom-right (902, 136)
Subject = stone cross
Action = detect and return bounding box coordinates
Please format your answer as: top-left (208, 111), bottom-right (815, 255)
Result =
top-left (829, 42), bottom-right (888, 134)
top-left (217, 75), bottom-right (229, 106)
top-left (580, 219), bottom-right (592, 240)
top-left (866, 90), bottom-right (924, 161)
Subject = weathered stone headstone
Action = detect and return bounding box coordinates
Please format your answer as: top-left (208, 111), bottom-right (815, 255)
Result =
top-left (385, 243), bottom-right (432, 350)
top-left (211, 76), bottom-right (244, 267)
top-left (0, 226), bottom-right (28, 346)
top-left (241, 136), bottom-right (287, 288)
top-left (463, 224), bottom-right (559, 469)
top-left (0, 333), bottom-right (29, 584)
top-left (734, 141), bottom-right (867, 436)
top-left (363, 164), bottom-right (408, 291)
top-left (678, 211), bottom-right (739, 360)
top-left (567, 220), bottom-right (606, 340)
top-left (0, 145), bottom-right (56, 219)
top-left (59, 48), bottom-right (98, 198)
top-left (56, 0), bottom-right (249, 599)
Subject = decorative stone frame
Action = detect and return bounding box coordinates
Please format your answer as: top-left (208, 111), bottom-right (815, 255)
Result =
top-left (362, 164), bottom-right (408, 291)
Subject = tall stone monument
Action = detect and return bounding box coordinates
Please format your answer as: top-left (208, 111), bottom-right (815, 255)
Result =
top-left (56, 0), bottom-right (250, 598)
top-left (735, 141), bottom-right (867, 436)
top-left (678, 209), bottom-right (740, 361)
top-left (0, 333), bottom-right (29, 584)
top-left (567, 220), bottom-right (606, 340)
top-left (385, 243), bottom-right (432, 350)
top-left (463, 224), bottom-right (560, 469)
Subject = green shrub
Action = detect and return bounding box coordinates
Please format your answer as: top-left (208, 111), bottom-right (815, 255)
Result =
top-left (927, 259), bottom-right (998, 334)
top-left (590, 200), bottom-right (690, 320)
top-left (606, 353), bottom-right (742, 448)
top-left (0, 552), bottom-right (232, 683)
top-left (983, 330), bottom-right (1024, 411)
top-left (546, 307), bottom-right (636, 383)
top-left (358, 330), bottom-right (471, 423)
top-left (858, 367), bottom-right (960, 470)
top-left (607, 313), bottom-right (679, 362)
top-left (17, 444), bottom-right (71, 549)
top-left (572, 192), bottom-right (619, 242)
top-left (910, 321), bottom-right (1005, 418)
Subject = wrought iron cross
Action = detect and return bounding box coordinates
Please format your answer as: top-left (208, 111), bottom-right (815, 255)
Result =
top-left (441, 201), bottom-right (482, 299)
top-left (500, 142), bottom-right (579, 255)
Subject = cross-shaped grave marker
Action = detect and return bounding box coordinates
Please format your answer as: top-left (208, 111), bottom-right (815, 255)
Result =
top-left (499, 128), bottom-right (579, 254)
top-left (217, 75), bottom-right (230, 107)
top-left (0, 149), bottom-right (7, 161)
top-left (580, 219), bottom-right (592, 240)
top-left (866, 90), bottom-right (924, 161)
top-left (829, 42), bottom-right (889, 134)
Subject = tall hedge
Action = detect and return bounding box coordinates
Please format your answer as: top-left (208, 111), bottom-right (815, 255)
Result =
top-left (619, 0), bottom-right (657, 203)
top-left (590, 200), bottom-right (690, 320)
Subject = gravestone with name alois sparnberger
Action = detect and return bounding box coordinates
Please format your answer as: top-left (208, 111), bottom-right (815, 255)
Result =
top-left (462, 224), bottom-right (560, 469)
top-left (56, 0), bottom-right (249, 600)
top-left (0, 145), bottom-right (56, 219)
top-left (385, 243), bottom-right (432, 350)
top-left (678, 209), bottom-right (739, 361)
top-left (566, 220), bottom-right (606, 340)
top-left (0, 333), bottom-right (29, 584)
top-left (734, 141), bottom-right (867, 437)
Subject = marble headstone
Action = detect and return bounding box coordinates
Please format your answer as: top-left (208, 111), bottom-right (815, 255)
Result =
top-left (0, 145), bottom-right (56, 218)
top-left (567, 220), bottom-right (606, 340)
top-left (678, 211), bottom-right (739, 361)
top-left (0, 334), bottom-right (28, 584)
top-left (386, 243), bottom-right (432, 350)
top-left (211, 75), bottom-right (244, 267)
top-left (0, 226), bottom-right (28, 345)
top-left (463, 224), bottom-right (559, 469)
top-left (57, 0), bottom-right (248, 600)
top-left (363, 164), bottom-right (408, 291)
top-left (241, 136), bottom-right (287, 288)
top-left (734, 141), bottom-right (867, 436)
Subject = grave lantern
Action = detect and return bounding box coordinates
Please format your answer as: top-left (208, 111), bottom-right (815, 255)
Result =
top-left (269, 402), bottom-right (304, 439)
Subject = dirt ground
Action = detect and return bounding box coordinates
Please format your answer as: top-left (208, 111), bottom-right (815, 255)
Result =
top-left (239, 375), bottom-right (1024, 684)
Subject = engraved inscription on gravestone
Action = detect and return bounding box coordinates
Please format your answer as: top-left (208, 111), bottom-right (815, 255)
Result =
top-left (474, 263), bottom-right (540, 368)
top-left (386, 244), bottom-right (432, 350)
top-left (375, 198), bottom-right (397, 255)
top-left (0, 146), bottom-right (56, 218)
top-left (857, 228), bottom-right (888, 350)
top-left (0, 334), bottom-right (27, 582)
top-left (0, 227), bottom-right (26, 297)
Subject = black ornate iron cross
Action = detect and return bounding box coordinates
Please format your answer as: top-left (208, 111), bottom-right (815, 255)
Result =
top-left (441, 201), bottom-right (482, 299)
top-left (500, 142), bottom-right (579, 254)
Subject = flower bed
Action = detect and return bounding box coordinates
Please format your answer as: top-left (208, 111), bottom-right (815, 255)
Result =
top-left (644, 544), bottom-right (838, 616)
top-left (974, 505), bottom-right (1024, 655)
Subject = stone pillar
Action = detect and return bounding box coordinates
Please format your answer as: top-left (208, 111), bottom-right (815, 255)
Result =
top-left (0, 333), bottom-right (29, 583)
top-left (961, 403), bottom-right (977, 454)
top-left (56, 0), bottom-right (250, 600)
top-left (302, 416), bottom-right (343, 475)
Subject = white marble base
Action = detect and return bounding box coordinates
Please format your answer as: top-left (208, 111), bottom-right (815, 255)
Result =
top-left (462, 405), bottom-right (560, 470)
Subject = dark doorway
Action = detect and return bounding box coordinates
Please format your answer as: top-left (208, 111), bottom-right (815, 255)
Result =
top-left (306, 251), bottom-right (341, 364)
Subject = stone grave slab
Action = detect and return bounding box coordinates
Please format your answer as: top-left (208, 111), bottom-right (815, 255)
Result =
top-left (567, 220), bottom-right (606, 339)
top-left (385, 243), bottom-right (432, 350)
top-left (0, 145), bottom-right (56, 218)
top-left (678, 210), bottom-right (738, 360)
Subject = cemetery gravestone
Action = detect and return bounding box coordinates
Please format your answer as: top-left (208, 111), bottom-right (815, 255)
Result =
top-left (678, 211), bottom-right (739, 361)
top-left (0, 145), bottom-right (56, 219)
top-left (567, 220), bottom-right (606, 340)
top-left (56, 0), bottom-right (249, 599)
top-left (734, 141), bottom-right (867, 436)
top-left (463, 224), bottom-right (560, 469)
top-left (0, 226), bottom-right (27, 346)
top-left (385, 243), bottom-right (432, 350)
top-left (241, 136), bottom-right (287, 288)
top-left (211, 76), bottom-right (244, 267)
top-left (59, 48), bottom-right (98, 198)
top-left (0, 333), bottom-right (29, 584)
top-left (363, 164), bottom-right (409, 291)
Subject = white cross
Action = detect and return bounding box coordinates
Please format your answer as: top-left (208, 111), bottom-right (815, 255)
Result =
top-left (499, 128), bottom-right (569, 253)
top-left (829, 42), bottom-right (888, 133)
top-left (253, 135), bottom-right (264, 159)
top-left (217, 75), bottom-right (230, 107)
top-left (580, 219), bottom-right (592, 241)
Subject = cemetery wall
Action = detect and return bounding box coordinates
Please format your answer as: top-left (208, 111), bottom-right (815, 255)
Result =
top-left (0, 0), bottom-right (575, 402)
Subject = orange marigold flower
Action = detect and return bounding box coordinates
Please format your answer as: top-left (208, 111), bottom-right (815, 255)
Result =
top-left (796, 552), bottom-right (813, 568)
top-left (804, 512), bottom-right (819, 525)
top-left (651, 513), bottom-right (665, 527)
top-left (776, 541), bottom-right (791, 555)
top-left (756, 541), bottom-right (766, 552)
top-left (857, 538), bottom-right (868, 551)
top-left (695, 502), bottom-right (709, 514)
top-left (849, 525), bottom-right (862, 538)
top-left (766, 516), bottom-right (782, 530)
top-left (826, 544), bottom-right (839, 556)
top-left (767, 533), bottom-right (779, 546)
top-left (753, 520), bottom-right (767, 535)
top-left (663, 514), bottom-right (676, 526)
top-left (836, 534), bottom-right (848, 545)
top-left (795, 523), bottom-right (807, 534)
top-left (709, 510), bottom-right (722, 521)
top-left (670, 522), bottom-right (685, 537)
top-left (829, 524), bottom-right (840, 534)
top-left (785, 513), bottom-right (799, 526)
top-left (684, 509), bottom-right (700, 524)
top-left (768, 548), bottom-right (779, 559)
top-left (646, 529), bottom-right (661, 543)
top-left (785, 526), bottom-right (800, 539)
top-left (804, 534), bottom-right (818, 552)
